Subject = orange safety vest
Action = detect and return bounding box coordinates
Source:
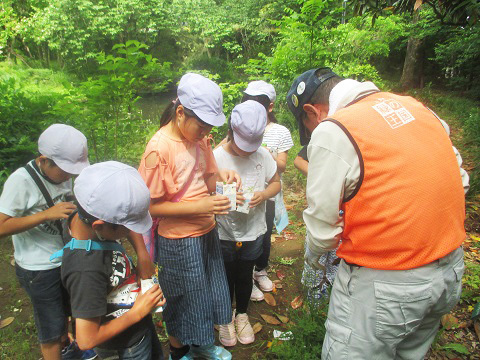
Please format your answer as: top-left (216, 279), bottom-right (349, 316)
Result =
top-left (327, 92), bottom-right (465, 270)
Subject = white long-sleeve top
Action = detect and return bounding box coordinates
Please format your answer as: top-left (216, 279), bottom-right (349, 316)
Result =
top-left (304, 80), bottom-right (470, 257)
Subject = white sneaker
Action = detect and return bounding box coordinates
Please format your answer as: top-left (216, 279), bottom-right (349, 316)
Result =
top-left (250, 283), bottom-right (264, 301)
top-left (235, 313), bottom-right (255, 344)
top-left (219, 311), bottom-right (237, 347)
top-left (253, 269), bottom-right (274, 292)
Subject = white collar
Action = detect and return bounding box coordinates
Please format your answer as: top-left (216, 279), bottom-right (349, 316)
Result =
top-left (328, 79), bottom-right (379, 116)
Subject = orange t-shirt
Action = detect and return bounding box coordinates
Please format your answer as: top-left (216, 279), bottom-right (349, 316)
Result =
top-left (138, 129), bottom-right (218, 239)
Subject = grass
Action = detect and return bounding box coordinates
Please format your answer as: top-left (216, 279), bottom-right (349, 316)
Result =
top-left (268, 298), bottom-right (329, 360)
top-left (0, 317), bottom-right (39, 360)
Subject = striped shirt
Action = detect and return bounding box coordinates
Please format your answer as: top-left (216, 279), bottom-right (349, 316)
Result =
top-left (263, 123), bottom-right (294, 154)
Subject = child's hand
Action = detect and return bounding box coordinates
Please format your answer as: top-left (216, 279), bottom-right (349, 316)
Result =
top-left (43, 202), bottom-right (77, 220)
top-left (236, 190), bottom-right (245, 206)
top-left (136, 257), bottom-right (156, 284)
top-left (131, 284), bottom-right (165, 321)
top-left (218, 169), bottom-right (242, 190)
top-left (198, 195), bottom-right (231, 215)
top-left (249, 191), bottom-right (266, 208)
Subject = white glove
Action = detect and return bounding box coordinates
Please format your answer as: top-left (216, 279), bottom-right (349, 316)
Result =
top-left (305, 245), bottom-right (326, 271)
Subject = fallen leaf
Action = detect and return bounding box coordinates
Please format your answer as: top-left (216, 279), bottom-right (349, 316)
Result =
top-left (252, 322), bottom-right (263, 334)
top-left (261, 314), bottom-right (281, 325)
top-left (276, 315), bottom-right (289, 323)
top-left (0, 317), bottom-right (14, 329)
top-left (474, 320), bottom-right (480, 341)
top-left (276, 270), bottom-right (286, 281)
top-left (264, 293), bottom-right (276, 306)
top-left (291, 295), bottom-right (303, 309)
top-left (274, 282), bottom-right (283, 289)
top-left (267, 341), bottom-right (273, 348)
top-left (10, 259), bottom-right (15, 266)
top-left (441, 314), bottom-right (459, 330)
top-left (272, 286), bottom-right (277, 294)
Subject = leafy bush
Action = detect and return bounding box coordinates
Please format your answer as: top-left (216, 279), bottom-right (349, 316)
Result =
top-left (244, 1), bottom-right (407, 93)
top-left (51, 41), bottom-right (172, 165)
top-left (434, 25), bottom-right (480, 99)
top-left (461, 261), bottom-right (480, 305)
top-left (0, 63), bottom-right (69, 185)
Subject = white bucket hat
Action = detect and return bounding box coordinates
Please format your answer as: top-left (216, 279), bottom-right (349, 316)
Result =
top-left (231, 100), bottom-right (267, 153)
top-left (38, 124), bottom-right (89, 175)
top-left (244, 80), bottom-right (276, 102)
top-left (177, 73), bottom-right (226, 127)
top-left (74, 161), bottom-right (152, 234)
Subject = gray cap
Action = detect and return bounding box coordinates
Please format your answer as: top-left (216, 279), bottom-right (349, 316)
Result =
top-left (74, 161), bottom-right (152, 234)
top-left (178, 73), bottom-right (226, 127)
top-left (38, 124), bottom-right (89, 175)
top-left (244, 80), bottom-right (276, 102)
top-left (231, 100), bottom-right (267, 152)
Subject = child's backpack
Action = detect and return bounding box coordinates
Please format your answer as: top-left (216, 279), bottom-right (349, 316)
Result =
top-left (24, 161), bottom-right (72, 244)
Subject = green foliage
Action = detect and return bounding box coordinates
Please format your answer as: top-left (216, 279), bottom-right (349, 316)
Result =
top-left (351, 0), bottom-right (480, 27)
top-left (51, 41), bottom-right (172, 164)
top-left (269, 300), bottom-right (328, 359)
top-left (461, 261), bottom-right (480, 304)
top-left (17, 0), bottom-right (172, 71)
top-left (245, 0), bottom-right (407, 97)
top-left (438, 342), bottom-right (470, 356)
top-left (0, 62), bottom-right (69, 184)
top-left (434, 25), bottom-right (480, 98)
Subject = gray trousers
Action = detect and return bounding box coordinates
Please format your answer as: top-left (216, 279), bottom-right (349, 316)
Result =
top-left (322, 247), bottom-right (464, 360)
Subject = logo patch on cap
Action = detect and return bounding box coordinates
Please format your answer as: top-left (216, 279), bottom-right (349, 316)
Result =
top-left (297, 81), bottom-right (306, 95)
top-left (291, 94), bottom-right (299, 107)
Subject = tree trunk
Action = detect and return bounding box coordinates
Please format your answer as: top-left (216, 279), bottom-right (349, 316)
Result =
top-left (400, 9), bottom-right (424, 89)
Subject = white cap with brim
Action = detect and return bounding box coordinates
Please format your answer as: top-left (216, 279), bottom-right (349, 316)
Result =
top-left (244, 80), bottom-right (276, 102)
top-left (38, 124), bottom-right (90, 175)
top-left (178, 73), bottom-right (226, 127)
top-left (231, 100), bottom-right (267, 153)
top-left (74, 161), bottom-right (152, 234)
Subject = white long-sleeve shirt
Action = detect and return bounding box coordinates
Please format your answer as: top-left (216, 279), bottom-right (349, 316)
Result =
top-left (304, 80), bottom-right (470, 257)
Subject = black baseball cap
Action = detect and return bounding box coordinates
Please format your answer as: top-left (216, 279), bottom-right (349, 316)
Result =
top-left (286, 67), bottom-right (338, 145)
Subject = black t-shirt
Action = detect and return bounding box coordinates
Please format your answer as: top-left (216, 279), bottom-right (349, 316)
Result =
top-left (298, 145), bottom-right (309, 162)
top-left (61, 242), bottom-right (150, 349)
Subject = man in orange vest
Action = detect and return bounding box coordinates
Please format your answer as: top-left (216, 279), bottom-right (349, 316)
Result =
top-left (287, 67), bottom-right (469, 359)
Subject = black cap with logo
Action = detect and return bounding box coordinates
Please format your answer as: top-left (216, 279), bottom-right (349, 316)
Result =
top-left (286, 67), bottom-right (338, 145)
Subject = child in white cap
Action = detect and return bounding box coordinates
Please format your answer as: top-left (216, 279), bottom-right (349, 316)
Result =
top-left (138, 73), bottom-right (238, 360)
top-left (60, 161), bottom-right (165, 359)
top-left (243, 81), bottom-right (294, 301)
top-left (0, 124), bottom-right (89, 360)
top-left (213, 100), bottom-right (281, 346)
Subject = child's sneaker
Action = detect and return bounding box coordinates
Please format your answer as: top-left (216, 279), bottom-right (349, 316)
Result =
top-left (62, 341), bottom-right (98, 360)
top-left (235, 313), bottom-right (254, 344)
top-left (81, 349), bottom-right (98, 360)
top-left (168, 354), bottom-right (193, 360)
top-left (189, 344), bottom-right (232, 360)
top-left (250, 283), bottom-right (264, 301)
top-left (218, 311), bottom-right (237, 347)
top-left (253, 269), bottom-right (273, 292)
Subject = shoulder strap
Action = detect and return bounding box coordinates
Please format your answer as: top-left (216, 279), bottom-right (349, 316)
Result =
top-left (50, 239), bottom-right (126, 263)
top-left (24, 163), bottom-right (64, 236)
top-left (171, 143), bottom-right (200, 203)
